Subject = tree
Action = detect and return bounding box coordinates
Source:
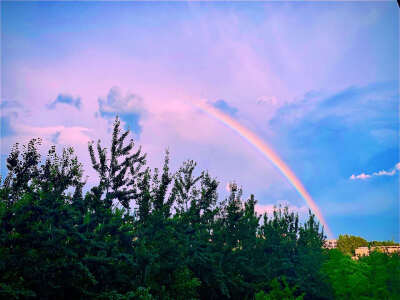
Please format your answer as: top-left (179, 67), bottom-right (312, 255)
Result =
top-left (0, 116), bottom-right (343, 300)
top-left (0, 141), bottom-right (94, 299)
top-left (322, 248), bottom-right (400, 299)
top-left (337, 234), bottom-right (368, 256)
top-left (368, 240), bottom-right (399, 247)
top-left (0, 125), bottom-right (146, 298)
top-left (1, 139), bottom-right (42, 205)
top-left (255, 277), bottom-right (304, 300)
top-left (88, 116), bottom-right (146, 210)
top-left (322, 249), bottom-right (370, 299)
top-left (359, 251), bottom-right (400, 299)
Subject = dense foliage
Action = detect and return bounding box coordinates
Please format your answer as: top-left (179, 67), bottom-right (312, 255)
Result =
top-left (0, 118), bottom-right (398, 299)
top-left (323, 249), bottom-right (400, 299)
top-left (368, 240), bottom-right (399, 247)
top-left (337, 234), bottom-right (368, 256)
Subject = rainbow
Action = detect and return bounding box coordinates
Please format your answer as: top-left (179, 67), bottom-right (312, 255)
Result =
top-left (196, 101), bottom-right (333, 239)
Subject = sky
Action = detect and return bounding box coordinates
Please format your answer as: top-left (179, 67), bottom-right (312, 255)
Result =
top-left (1, 1), bottom-right (398, 241)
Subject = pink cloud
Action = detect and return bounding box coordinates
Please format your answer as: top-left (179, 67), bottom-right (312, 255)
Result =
top-left (3, 4), bottom-right (391, 214)
top-left (350, 173), bottom-right (371, 180)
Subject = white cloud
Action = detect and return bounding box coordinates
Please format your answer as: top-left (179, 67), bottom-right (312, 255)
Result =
top-left (350, 173), bottom-right (371, 180)
top-left (350, 163), bottom-right (399, 180)
top-left (373, 170), bottom-right (396, 176)
top-left (98, 87), bottom-right (145, 116)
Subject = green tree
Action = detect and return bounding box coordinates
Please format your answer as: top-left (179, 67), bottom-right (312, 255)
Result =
top-left (359, 251), bottom-right (400, 299)
top-left (337, 234), bottom-right (368, 256)
top-left (322, 248), bottom-right (400, 299)
top-left (255, 277), bottom-right (304, 300)
top-left (322, 249), bottom-right (371, 299)
top-left (0, 121), bottom-right (147, 299)
top-left (368, 240), bottom-right (399, 247)
top-left (88, 116), bottom-right (146, 210)
top-left (1, 139), bottom-right (42, 205)
top-left (0, 116), bottom-right (341, 300)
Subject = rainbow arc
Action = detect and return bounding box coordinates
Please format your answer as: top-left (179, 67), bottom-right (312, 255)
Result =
top-left (196, 101), bottom-right (333, 239)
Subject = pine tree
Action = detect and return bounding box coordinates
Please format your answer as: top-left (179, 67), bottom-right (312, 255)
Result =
top-left (151, 150), bottom-right (173, 217)
top-left (1, 139), bottom-right (42, 205)
top-left (0, 117), bottom-right (341, 300)
top-left (88, 117), bottom-right (146, 209)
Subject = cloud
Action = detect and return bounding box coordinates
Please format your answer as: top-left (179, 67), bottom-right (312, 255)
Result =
top-left (268, 81), bottom-right (397, 186)
top-left (2, 2), bottom-right (396, 237)
top-left (0, 99), bottom-right (22, 110)
top-left (98, 87), bottom-right (145, 135)
top-left (271, 81), bottom-right (397, 128)
top-left (1, 114), bottom-right (17, 137)
top-left (349, 173), bottom-right (371, 180)
top-left (15, 124), bottom-right (92, 146)
top-left (350, 162), bottom-right (399, 180)
top-left (47, 94), bottom-right (81, 110)
top-left (212, 99), bottom-right (238, 116)
top-left (50, 131), bottom-right (61, 144)
top-left (0, 100), bottom-right (20, 138)
top-left (257, 96), bottom-right (280, 107)
top-left (373, 170), bottom-right (396, 176)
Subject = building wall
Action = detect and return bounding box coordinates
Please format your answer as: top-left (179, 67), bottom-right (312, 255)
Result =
top-left (324, 239), bottom-right (337, 249)
top-left (355, 247), bottom-right (369, 257)
top-left (354, 245), bottom-right (400, 258)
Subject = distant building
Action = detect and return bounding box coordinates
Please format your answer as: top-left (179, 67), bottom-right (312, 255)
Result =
top-left (354, 245), bottom-right (400, 259)
top-left (324, 239), bottom-right (337, 249)
top-left (354, 247), bottom-right (369, 257)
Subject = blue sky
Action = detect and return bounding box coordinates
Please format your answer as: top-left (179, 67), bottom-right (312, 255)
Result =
top-left (1, 1), bottom-right (398, 241)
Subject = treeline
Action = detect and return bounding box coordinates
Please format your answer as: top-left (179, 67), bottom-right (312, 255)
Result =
top-left (323, 249), bottom-right (400, 299)
top-left (336, 234), bottom-right (400, 256)
top-left (0, 118), bottom-right (399, 299)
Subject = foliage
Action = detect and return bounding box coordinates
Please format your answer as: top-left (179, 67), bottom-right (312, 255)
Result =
top-left (359, 251), bottom-right (400, 299)
top-left (88, 117), bottom-right (146, 210)
top-left (255, 277), bottom-right (304, 300)
top-left (322, 249), bottom-right (370, 299)
top-left (322, 249), bottom-right (400, 300)
top-left (337, 234), bottom-right (368, 256)
top-left (368, 240), bottom-right (399, 247)
top-left (5, 116), bottom-right (392, 299)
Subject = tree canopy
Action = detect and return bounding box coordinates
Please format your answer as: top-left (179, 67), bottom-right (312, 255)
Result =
top-left (336, 234), bottom-right (368, 256)
top-left (0, 117), bottom-right (398, 300)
